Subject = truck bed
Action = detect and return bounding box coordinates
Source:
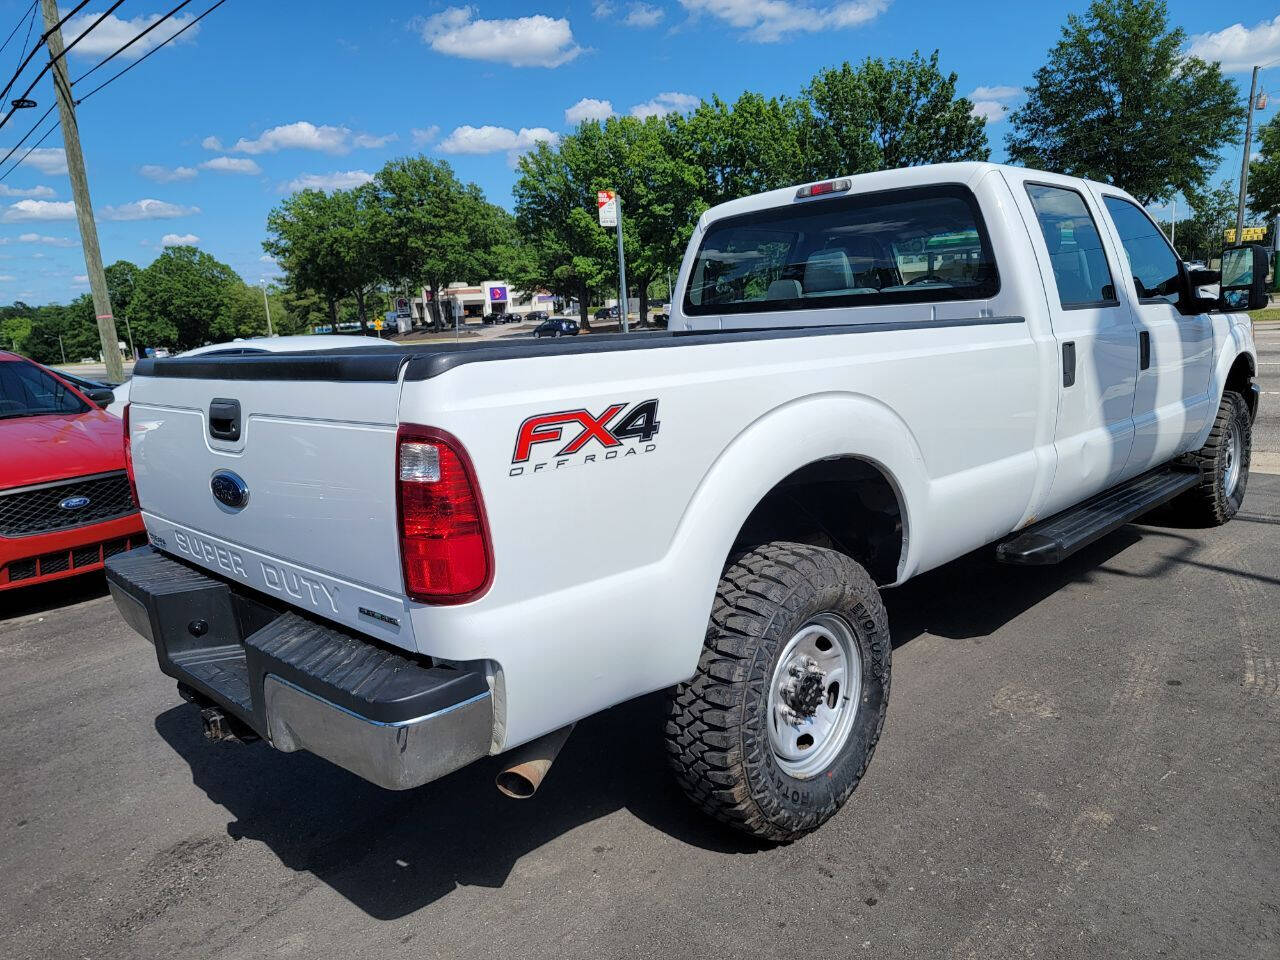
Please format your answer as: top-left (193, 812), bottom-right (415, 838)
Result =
top-left (133, 315), bottom-right (1024, 383)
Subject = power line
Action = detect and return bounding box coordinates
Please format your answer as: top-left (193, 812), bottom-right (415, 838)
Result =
top-left (0, 2), bottom-right (37, 58)
top-left (0, 0), bottom-right (91, 108)
top-left (73, 0), bottom-right (195, 86)
top-left (76, 0), bottom-right (226, 104)
top-left (0, 0), bottom-right (230, 184)
top-left (0, 0), bottom-right (126, 133)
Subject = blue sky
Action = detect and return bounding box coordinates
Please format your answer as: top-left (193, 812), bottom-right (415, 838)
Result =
top-left (0, 0), bottom-right (1277, 305)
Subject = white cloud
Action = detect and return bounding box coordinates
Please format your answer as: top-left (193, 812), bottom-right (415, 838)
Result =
top-left (259, 253), bottom-right (277, 264)
top-left (17, 147), bottom-right (67, 175)
top-left (1187, 15), bottom-right (1280, 73)
top-left (6, 232), bottom-right (76, 247)
top-left (224, 121), bottom-right (351, 154)
top-left (99, 198), bottom-right (200, 221)
top-left (970, 85), bottom-right (1021, 101)
top-left (0, 183), bottom-right (55, 198)
top-left (2, 199), bottom-right (75, 221)
top-left (630, 91), bottom-right (699, 118)
top-left (63, 12), bottom-right (199, 58)
top-left (678, 0), bottom-right (887, 42)
top-left (353, 132), bottom-right (398, 148)
top-left (624, 3), bottom-right (665, 27)
top-left (970, 100), bottom-right (1009, 122)
top-left (283, 170), bottom-right (375, 192)
top-left (411, 125), bottom-right (441, 146)
top-left (0, 275), bottom-right (15, 282)
top-left (200, 156), bottom-right (262, 174)
top-left (966, 84), bottom-right (1021, 124)
top-left (73, 274), bottom-right (88, 284)
top-left (418, 7), bottom-right (583, 67)
top-left (438, 125), bottom-right (560, 158)
top-left (593, 2), bottom-right (614, 16)
top-left (161, 233), bottom-right (200, 246)
top-left (139, 163), bottom-right (197, 182)
top-left (205, 122), bottom-right (390, 156)
top-left (566, 97), bottom-right (614, 124)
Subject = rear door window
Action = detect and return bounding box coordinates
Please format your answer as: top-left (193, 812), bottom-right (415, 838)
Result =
top-left (1025, 184), bottom-right (1117, 309)
top-left (683, 184), bottom-right (999, 315)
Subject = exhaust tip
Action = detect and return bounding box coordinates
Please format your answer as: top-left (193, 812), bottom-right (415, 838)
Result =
top-left (495, 768), bottom-right (538, 799)
top-left (494, 723), bottom-right (575, 800)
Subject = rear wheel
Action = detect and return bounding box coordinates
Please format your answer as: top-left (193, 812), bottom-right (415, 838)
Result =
top-left (665, 542), bottom-right (891, 843)
top-left (1171, 390), bottom-right (1251, 525)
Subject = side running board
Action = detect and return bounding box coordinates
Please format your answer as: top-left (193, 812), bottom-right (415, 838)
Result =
top-left (997, 466), bottom-right (1199, 565)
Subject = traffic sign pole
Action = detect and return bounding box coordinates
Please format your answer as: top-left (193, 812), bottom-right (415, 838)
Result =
top-left (616, 196), bottom-right (629, 334)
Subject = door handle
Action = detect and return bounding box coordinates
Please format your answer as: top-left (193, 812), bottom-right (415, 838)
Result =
top-left (1062, 341), bottom-right (1076, 388)
top-left (1139, 331), bottom-right (1150, 370)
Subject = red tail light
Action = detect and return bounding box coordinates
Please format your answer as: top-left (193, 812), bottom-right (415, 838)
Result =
top-left (122, 403), bottom-right (140, 507)
top-left (396, 425), bottom-right (493, 604)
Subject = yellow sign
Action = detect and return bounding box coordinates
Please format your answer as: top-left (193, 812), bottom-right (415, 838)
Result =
top-left (1224, 226), bottom-right (1267, 243)
top-left (373, 319), bottom-right (384, 331)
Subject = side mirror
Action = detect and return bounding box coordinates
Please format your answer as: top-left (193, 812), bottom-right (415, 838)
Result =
top-left (86, 388), bottom-right (115, 408)
top-left (1218, 243), bottom-right (1271, 312)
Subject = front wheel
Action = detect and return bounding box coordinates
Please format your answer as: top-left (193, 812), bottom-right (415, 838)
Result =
top-left (665, 542), bottom-right (891, 843)
top-left (1171, 390), bottom-right (1251, 525)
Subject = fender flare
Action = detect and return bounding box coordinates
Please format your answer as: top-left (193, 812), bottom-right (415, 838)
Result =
top-left (655, 391), bottom-right (929, 681)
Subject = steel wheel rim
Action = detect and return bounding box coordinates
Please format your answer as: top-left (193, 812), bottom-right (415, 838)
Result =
top-left (1224, 423), bottom-right (1242, 497)
top-left (766, 612), bottom-right (862, 780)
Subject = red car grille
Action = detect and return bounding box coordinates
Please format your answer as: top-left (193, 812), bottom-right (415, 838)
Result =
top-left (5, 534), bottom-right (145, 584)
top-left (0, 471), bottom-right (136, 537)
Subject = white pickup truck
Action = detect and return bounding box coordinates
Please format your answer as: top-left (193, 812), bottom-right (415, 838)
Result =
top-left (106, 163), bottom-right (1265, 842)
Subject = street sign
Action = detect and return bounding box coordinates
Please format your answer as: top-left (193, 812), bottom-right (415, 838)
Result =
top-left (1224, 226), bottom-right (1267, 243)
top-left (598, 189), bottom-right (618, 228)
top-left (395, 296), bottom-right (410, 316)
top-left (374, 318), bottom-right (384, 331)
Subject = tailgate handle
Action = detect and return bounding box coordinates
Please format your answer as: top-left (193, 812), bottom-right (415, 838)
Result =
top-left (208, 398), bottom-right (241, 441)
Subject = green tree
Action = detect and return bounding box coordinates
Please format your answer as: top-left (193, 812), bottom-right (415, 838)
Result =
top-left (1157, 182), bottom-right (1238, 265)
top-left (1248, 114), bottom-right (1280, 223)
top-left (372, 156), bottom-right (507, 330)
top-left (263, 186), bottom-right (383, 334)
top-left (0, 303), bottom-right (34, 354)
top-left (513, 138), bottom-right (611, 329)
top-left (22, 297), bottom-right (100, 365)
top-left (676, 92), bottom-right (805, 205)
top-left (1006, 0), bottom-right (1242, 203)
top-left (800, 51), bottom-right (989, 179)
top-left (129, 246), bottom-right (243, 351)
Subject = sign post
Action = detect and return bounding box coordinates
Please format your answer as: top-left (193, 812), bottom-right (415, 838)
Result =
top-left (599, 189), bottom-right (629, 333)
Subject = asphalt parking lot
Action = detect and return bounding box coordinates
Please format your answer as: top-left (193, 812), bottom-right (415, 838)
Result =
top-left (4, 329), bottom-right (1279, 960)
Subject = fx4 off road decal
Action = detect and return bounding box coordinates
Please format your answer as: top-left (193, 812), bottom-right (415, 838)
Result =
top-left (510, 399), bottom-right (659, 476)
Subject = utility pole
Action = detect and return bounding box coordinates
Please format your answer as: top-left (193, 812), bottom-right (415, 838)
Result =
top-left (40, 0), bottom-right (122, 381)
top-left (259, 280), bottom-right (273, 337)
top-left (1235, 65), bottom-right (1261, 241)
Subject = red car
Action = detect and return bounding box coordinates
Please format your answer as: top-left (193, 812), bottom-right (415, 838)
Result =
top-left (0, 352), bottom-right (146, 591)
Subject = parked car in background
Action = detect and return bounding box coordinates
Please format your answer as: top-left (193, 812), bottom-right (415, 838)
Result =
top-left (594, 306), bottom-right (619, 321)
top-left (106, 335), bottom-right (398, 418)
top-left (533, 318), bottom-right (579, 338)
top-left (0, 353), bottom-right (146, 591)
top-left (525, 311), bottom-right (550, 324)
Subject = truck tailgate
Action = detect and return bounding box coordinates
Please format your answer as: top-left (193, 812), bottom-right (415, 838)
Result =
top-left (128, 366), bottom-right (413, 647)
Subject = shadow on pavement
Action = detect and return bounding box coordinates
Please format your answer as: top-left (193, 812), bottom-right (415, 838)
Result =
top-left (0, 572), bottom-right (109, 622)
top-left (154, 526), bottom-right (1147, 920)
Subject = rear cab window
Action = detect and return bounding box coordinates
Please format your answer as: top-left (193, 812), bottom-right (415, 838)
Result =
top-left (684, 184), bottom-right (1000, 316)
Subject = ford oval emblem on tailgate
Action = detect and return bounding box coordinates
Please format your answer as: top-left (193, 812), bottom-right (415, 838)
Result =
top-left (59, 495), bottom-right (91, 510)
top-left (210, 470), bottom-right (250, 510)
